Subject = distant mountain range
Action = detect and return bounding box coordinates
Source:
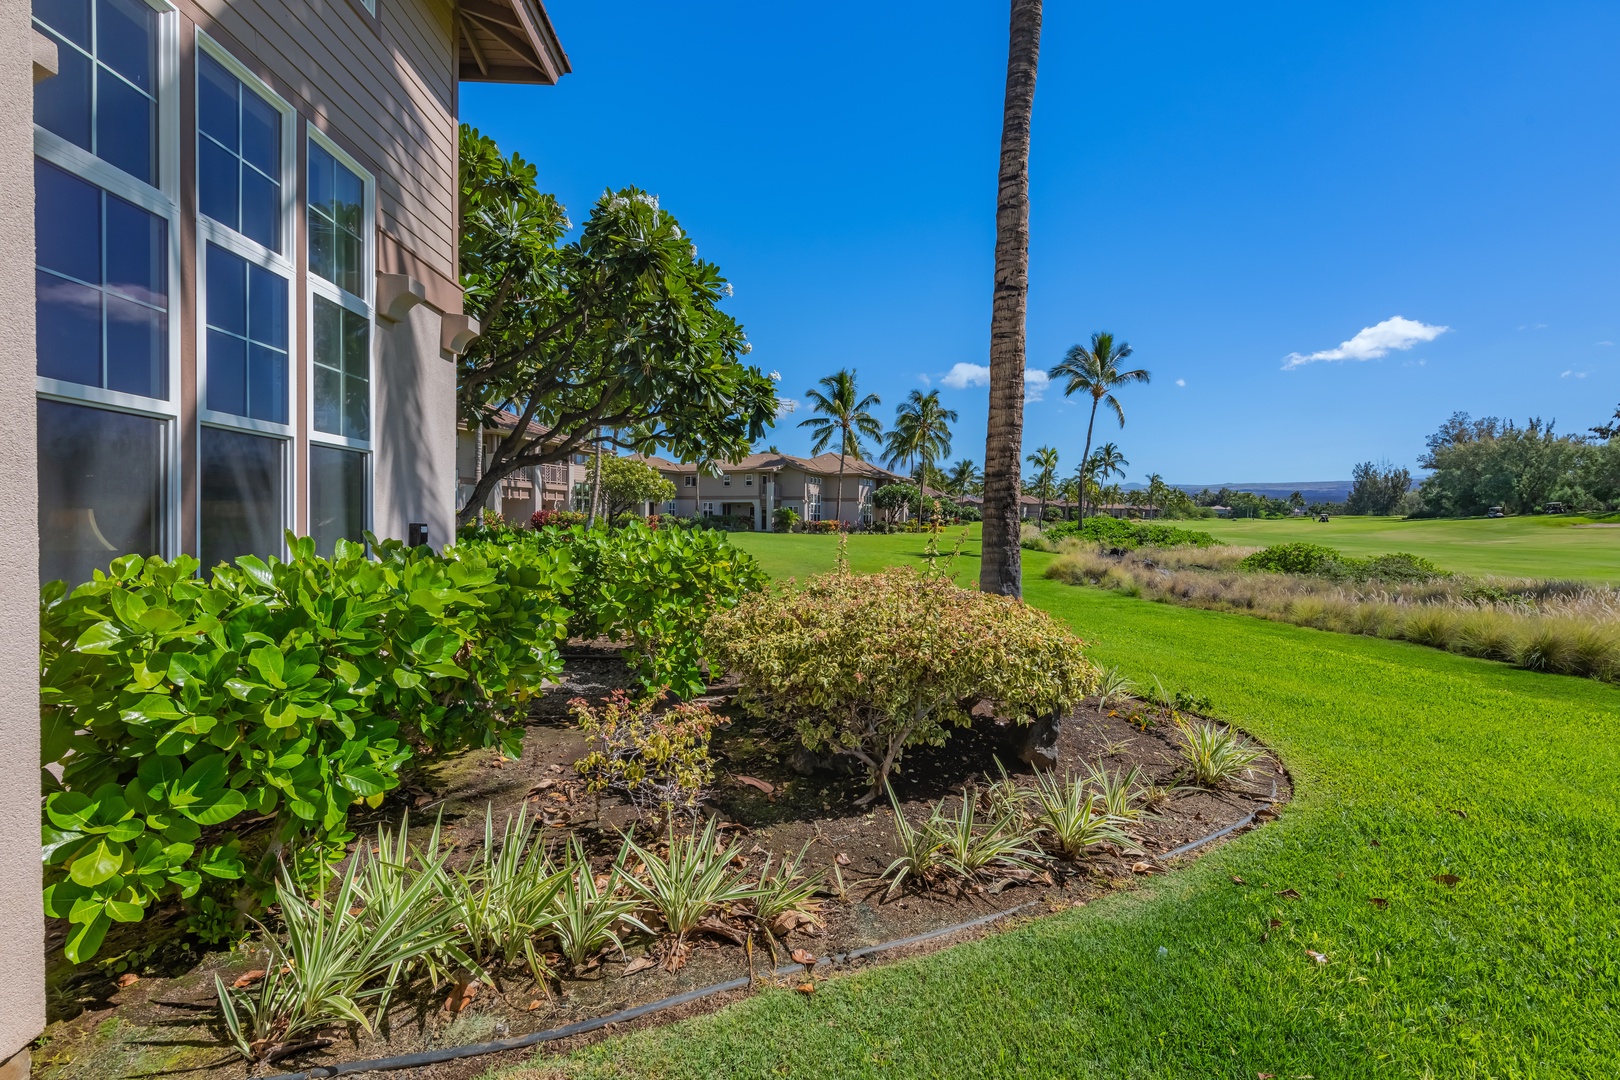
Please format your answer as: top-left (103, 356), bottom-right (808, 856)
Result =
top-left (1123, 481), bottom-right (1354, 503)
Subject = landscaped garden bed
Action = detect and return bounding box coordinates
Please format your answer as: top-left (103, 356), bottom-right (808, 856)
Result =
top-left (34, 643), bottom-right (1286, 1080)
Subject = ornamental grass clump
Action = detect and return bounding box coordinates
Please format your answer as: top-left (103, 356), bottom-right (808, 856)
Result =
top-left (707, 566), bottom-right (1098, 802)
top-left (1177, 722), bottom-right (1265, 788)
top-left (1026, 771), bottom-right (1127, 861)
top-left (623, 817), bottom-right (758, 964)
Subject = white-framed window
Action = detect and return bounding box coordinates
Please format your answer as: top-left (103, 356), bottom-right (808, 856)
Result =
top-left (701, 502), bottom-right (715, 518)
top-left (744, 475), bottom-right (753, 487)
top-left (805, 482), bottom-right (822, 523)
top-left (194, 33), bottom-right (297, 571)
top-left (722, 474), bottom-right (731, 487)
top-left (305, 125), bottom-right (374, 555)
top-left (33, 0), bottom-right (181, 587)
top-left (684, 475), bottom-right (695, 488)
top-left (858, 480), bottom-right (874, 524)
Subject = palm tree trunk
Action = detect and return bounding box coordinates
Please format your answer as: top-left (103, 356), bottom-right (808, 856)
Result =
top-left (836, 450), bottom-right (847, 528)
top-left (1078, 400), bottom-right (1099, 525)
top-left (979, 0), bottom-right (1042, 598)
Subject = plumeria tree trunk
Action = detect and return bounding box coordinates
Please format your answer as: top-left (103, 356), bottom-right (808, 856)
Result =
top-left (980, 0), bottom-right (1042, 598)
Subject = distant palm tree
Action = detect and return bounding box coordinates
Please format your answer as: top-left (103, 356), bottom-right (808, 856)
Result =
top-left (885, 390), bottom-right (957, 522)
top-left (980, 0), bottom-right (1044, 598)
top-left (1050, 332), bottom-right (1150, 524)
top-left (1083, 441), bottom-right (1128, 515)
top-left (1145, 472), bottom-right (1168, 516)
top-left (945, 459), bottom-right (983, 496)
top-left (1026, 445), bottom-right (1059, 529)
top-left (799, 369), bottom-right (883, 525)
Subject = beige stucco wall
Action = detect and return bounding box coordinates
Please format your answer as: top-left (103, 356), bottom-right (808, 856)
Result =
top-left (373, 302), bottom-right (455, 549)
top-left (0, 0), bottom-right (47, 1062)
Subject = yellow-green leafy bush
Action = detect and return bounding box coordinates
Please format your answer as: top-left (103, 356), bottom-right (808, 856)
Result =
top-left (707, 567), bottom-right (1099, 801)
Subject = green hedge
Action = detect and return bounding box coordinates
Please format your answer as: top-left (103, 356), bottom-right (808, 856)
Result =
top-left (1046, 517), bottom-right (1219, 549)
top-left (41, 524), bottom-right (763, 963)
top-left (1239, 542), bottom-right (1448, 583)
top-left (40, 535), bottom-right (574, 962)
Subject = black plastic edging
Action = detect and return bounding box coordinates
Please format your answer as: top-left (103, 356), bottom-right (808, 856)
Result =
top-left (260, 797), bottom-right (1277, 1080)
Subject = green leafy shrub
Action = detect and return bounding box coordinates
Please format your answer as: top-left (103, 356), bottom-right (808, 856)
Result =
top-left (532, 509), bottom-right (587, 530)
top-left (572, 691), bottom-right (723, 822)
top-left (553, 521), bottom-right (765, 696)
top-left (707, 566), bottom-right (1098, 801)
top-left (40, 535), bottom-right (574, 963)
top-left (1046, 517), bottom-right (1219, 549)
top-left (1241, 543), bottom-right (1448, 583)
top-left (771, 506), bottom-right (800, 533)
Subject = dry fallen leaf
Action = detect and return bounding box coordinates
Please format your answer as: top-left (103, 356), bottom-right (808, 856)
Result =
top-left (1433, 873), bottom-right (1460, 887)
top-left (1268, 918), bottom-right (1283, 929)
top-left (527, 1000), bottom-right (544, 1011)
top-left (835, 852), bottom-right (851, 867)
top-left (1369, 838), bottom-right (1381, 847)
top-left (1258, 1074), bottom-right (1276, 1079)
top-left (735, 775), bottom-right (775, 796)
top-left (116, 973), bottom-right (139, 989)
top-left (1448, 808), bottom-right (1468, 819)
top-left (1305, 950), bottom-right (1329, 964)
top-left (1131, 861), bottom-right (1161, 875)
top-left (232, 970), bottom-right (266, 989)
top-left (771, 910), bottom-right (818, 936)
top-left (1231, 875), bottom-right (1247, 885)
top-left (697, 917), bottom-right (748, 945)
top-left (623, 956), bottom-right (657, 976)
top-left (1368, 897), bottom-right (1389, 910)
top-left (1276, 888), bottom-right (1301, 900)
top-left (791, 948), bottom-right (816, 965)
top-left (795, 982), bottom-right (815, 995)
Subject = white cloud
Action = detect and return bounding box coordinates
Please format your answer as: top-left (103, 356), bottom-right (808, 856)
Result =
top-left (939, 362), bottom-right (1049, 402)
top-left (1560, 370), bottom-right (1588, 380)
top-left (917, 373), bottom-right (932, 386)
top-left (1174, 378), bottom-right (1186, 387)
top-left (1282, 316), bottom-right (1449, 370)
top-left (1598, 341), bottom-right (1614, 347)
top-left (941, 362), bottom-right (989, 389)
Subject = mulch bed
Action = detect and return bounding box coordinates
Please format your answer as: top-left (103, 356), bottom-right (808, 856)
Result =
top-left (34, 648), bottom-right (1289, 1080)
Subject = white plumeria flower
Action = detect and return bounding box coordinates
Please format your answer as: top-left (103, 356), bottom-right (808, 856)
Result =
top-left (769, 370), bottom-right (782, 381)
top-left (723, 282), bottom-right (734, 297)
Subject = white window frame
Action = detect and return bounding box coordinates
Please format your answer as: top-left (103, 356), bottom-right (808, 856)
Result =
top-left (194, 32), bottom-right (298, 560)
top-left (33, 0), bottom-right (183, 564)
top-left (805, 481), bottom-right (822, 522)
top-left (304, 123), bottom-right (376, 538)
top-left (683, 475), bottom-right (695, 488)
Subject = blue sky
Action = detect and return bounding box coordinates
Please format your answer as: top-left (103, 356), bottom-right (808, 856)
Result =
top-left (462, 1), bottom-right (1620, 485)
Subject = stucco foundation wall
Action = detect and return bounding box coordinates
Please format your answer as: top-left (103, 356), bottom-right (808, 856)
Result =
top-left (0, 0), bottom-right (46, 1059)
top-left (373, 302), bottom-right (455, 549)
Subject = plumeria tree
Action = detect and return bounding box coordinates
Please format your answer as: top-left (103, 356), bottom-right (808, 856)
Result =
top-left (455, 126), bottom-right (778, 524)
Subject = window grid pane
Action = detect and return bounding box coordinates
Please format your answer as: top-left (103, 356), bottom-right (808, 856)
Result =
top-left (307, 141), bottom-right (364, 296)
top-left (309, 444), bottom-right (365, 556)
top-left (35, 157), bottom-right (169, 399)
top-left (31, 0), bottom-right (157, 187)
top-left (197, 51), bottom-right (283, 252)
top-left (205, 243), bottom-right (288, 423)
top-left (312, 294), bottom-right (368, 440)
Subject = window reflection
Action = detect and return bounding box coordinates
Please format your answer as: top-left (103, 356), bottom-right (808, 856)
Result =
top-left (200, 426), bottom-right (284, 573)
top-left (309, 444), bottom-right (365, 555)
top-left (39, 398), bottom-right (163, 587)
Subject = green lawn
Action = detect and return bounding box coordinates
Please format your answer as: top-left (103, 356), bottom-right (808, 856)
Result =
top-left (1197, 513), bottom-right (1620, 582)
top-left (515, 533), bottom-right (1620, 1079)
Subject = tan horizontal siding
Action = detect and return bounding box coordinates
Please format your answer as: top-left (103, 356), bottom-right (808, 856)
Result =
top-left (181, 0), bottom-right (458, 282)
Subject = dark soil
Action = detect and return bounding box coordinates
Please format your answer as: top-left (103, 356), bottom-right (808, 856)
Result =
top-left (34, 648), bottom-right (1289, 1080)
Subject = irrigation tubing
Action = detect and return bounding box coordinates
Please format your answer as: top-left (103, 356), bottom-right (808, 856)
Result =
top-left (261, 790), bottom-right (1279, 1080)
